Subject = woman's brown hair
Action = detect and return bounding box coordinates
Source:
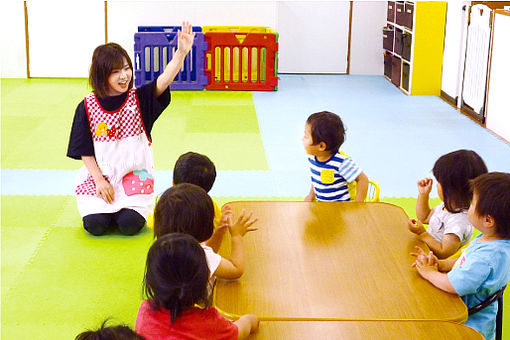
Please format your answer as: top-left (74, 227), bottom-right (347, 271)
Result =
top-left (89, 43), bottom-right (133, 98)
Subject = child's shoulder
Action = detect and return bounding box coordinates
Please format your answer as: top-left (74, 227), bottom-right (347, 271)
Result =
top-left (468, 236), bottom-right (510, 259)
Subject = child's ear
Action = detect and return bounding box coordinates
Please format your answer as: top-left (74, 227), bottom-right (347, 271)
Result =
top-left (318, 142), bottom-right (327, 151)
top-left (485, 215), bottom-right (496, 228)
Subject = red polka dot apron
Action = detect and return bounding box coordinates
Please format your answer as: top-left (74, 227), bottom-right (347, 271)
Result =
top-left (75, 90), bottom-right (155, 220)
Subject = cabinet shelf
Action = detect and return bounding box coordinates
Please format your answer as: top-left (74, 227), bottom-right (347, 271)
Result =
top-left (383, 1), bottom-right (446, 95)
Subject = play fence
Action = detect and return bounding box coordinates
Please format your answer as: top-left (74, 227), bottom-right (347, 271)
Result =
top-left (134, 26), bottom-right (279, 91)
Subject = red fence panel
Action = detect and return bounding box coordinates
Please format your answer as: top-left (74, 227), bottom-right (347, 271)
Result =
top-left (204, 32), bottom-right (278, 91)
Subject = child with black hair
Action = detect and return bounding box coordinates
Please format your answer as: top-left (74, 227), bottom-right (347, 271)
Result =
top-left (148, 151), bottom-right (227, 230)
top-left (154, 183), bottom-right (257, 280)
top-left (412, 172), bottom-right (510, 340)
top-left (135, 233), bottom-right (259, 339)
top-left (408, 150), bottom-right (488, 258)
top-left (67, 23), bottom-right (194, 236)
top-left (302, 111), bottom-right (369, 202)
top-left (76, 320), bottom-right (144, 340)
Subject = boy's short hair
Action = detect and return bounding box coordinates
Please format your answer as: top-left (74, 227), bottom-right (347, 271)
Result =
top-left (143, 233), bottom-right (210, 325)
top-left (89, 43), bottom-right (134, 98)
top-left (173, 152), bottom-right (217, 192)
top-left (153, 183), bottom-right (215, 242)
top-left (306, 111), bottom-right (345, 153)
top-left (470, 172), bottom-right (510, 239)
top-left (75, 320), bottom-right (144, 340)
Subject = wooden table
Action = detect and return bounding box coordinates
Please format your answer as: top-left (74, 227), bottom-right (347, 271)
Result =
top-left (215, 202), bottom-right (467, 322)
top-left (246, 320), bottom-right (482, 339)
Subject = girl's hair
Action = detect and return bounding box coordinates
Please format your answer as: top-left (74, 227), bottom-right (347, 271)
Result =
top-left (153, 183), bottom-right (214, 241)
top-left (432, 149), bottom-right (488, 212)
top-left (306, 111), bottom-right (346, 153)
top-left (470, 172), bottom-right (510, 239)
top-left (143, 233), bottom-right (210, 324)
top-left (75, 319), bottom-right (144, 340)
top-left (89, 43), bottom-right (133, 98)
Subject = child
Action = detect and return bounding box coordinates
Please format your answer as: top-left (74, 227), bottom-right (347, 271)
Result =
top-left (147, 151), bottom-right (226, 229)
top-left (412, 172), bottom-right (510, 340)
top-left (135, 233), bottom-right (259, 339)
top-left (154, 183), bottom-right (257, 280)
top-left (408, 150), bottom-right (488, 259)
top-left (76, 320), bottom-right (144, 339)
top-left (66, 22), bottom-right (195, 236)
top-left (302, 111), bottom-right (368, 202)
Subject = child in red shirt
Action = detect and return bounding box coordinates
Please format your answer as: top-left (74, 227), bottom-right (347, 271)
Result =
top-left (135, 233), bottom-right (258, 340)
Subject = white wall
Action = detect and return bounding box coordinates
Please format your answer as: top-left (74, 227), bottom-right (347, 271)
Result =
top-left (27, 0), bottom-right (104, 77)
top-left (277, 1), bottom-right (350, 73)
top-left (350, 1), bottom-right (386, 75)
top-left (0, 0), bottom-right (27, 77)
top-left (108, 1), bottom-right (278, 69)
top-left (1, 0), bottom-right (387, 78)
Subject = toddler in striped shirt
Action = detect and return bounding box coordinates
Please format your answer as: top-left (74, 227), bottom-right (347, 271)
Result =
top-left (302, 111), bottom-right (368, 202)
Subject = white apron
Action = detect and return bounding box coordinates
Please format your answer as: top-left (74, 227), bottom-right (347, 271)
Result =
top-left (75, 90), bottom-right (155, 220)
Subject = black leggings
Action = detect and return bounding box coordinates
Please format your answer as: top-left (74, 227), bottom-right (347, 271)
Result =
top-left (83, 209), bottom-right (146, 236)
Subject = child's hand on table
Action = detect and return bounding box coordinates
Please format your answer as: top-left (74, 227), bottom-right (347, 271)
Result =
top-left (228, 209), bottom-right (259, 237)
top-left (411, 246), bottom-right (439, 279)
top-left (408, 218), bottom-right (426, 235)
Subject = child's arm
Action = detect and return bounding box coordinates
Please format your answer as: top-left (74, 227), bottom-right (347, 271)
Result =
top-left (82, 155), bottom-right (114, 203)
top-left (415, 261), bottom-right (458, 294)
top-left (304, 185), bottom-right (315, 202)
top-left (411, 247), bottom-right (458, 294)
top-left (155, 21), bottom-right (195, 97)
top-left (234, 314), bottom-right (259, 340)
top-left (354, 172), bottom-right (368, 202)
top-left (205, 204), bottom-right (231, 253)
top-left (416, 178), bottom-right (433, 223)
top-left (213, 209), bottom-right (258, 280)
top-left (408, 219), bottom-right (461, 259)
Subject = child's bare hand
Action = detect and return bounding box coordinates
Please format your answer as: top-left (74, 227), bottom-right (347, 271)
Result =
top-left (417, 177), bottom-right (433, 195)
top-left (96, 178), bottom-right (114, 204)
top-left (408, 219), bottom-right (426, 235)
top-left (219, 204), bottom-right (232, 230)
top-left (228, 209), bottom-right (258, 237)
top-left (304, 193), bottom-right (314, 202)
top-left (414, 257), bottom-right (439, 279)
top-left (411, 246), bottom-right (438, 268)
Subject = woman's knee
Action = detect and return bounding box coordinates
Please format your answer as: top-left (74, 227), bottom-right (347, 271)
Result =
top-left (115, 209), bottom-right (145, 235)
top-left (83, 214), bottom-right (112, 236)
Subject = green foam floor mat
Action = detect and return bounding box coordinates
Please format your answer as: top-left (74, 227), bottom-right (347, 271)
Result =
top-left (1, 79), bottom-right (267, 170)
